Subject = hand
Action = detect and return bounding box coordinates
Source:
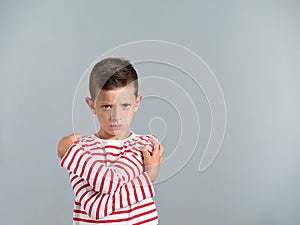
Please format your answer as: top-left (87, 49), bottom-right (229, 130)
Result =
top-left (57, 133), bottom-right (82, 159)
top-left (141, 138), bottom-right (164, 182)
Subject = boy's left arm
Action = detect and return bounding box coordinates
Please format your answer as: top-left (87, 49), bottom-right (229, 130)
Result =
top-left (58, 134), bottom-right (163, 220)
top-left (68, 171), bottom-right (155, 219)
top-left (57, 134), bottom-right (163, 193)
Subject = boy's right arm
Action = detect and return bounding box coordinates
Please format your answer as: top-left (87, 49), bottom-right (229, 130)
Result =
top-left (69, 172), bottom-right (154, 219)
top-left (58, 135), bottom-right (157, 219)
top-left (57, 134), bottom-right (81, 158)
top-left (58, 134), bottom-right (163, 193)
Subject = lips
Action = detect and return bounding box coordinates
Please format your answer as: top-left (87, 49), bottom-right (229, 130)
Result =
top-left (110, 124), bottom-right (123, 130)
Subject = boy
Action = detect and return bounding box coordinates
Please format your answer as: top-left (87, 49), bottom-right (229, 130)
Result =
top-left (58, 58), bottom-right (164, 224)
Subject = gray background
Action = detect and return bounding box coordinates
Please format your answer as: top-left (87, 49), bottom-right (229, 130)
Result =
top-left (1, 0), bottom-right (300, 225)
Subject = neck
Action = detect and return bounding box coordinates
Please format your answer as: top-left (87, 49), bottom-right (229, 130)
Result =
top-left (96, 130), bottom-right (131, 140)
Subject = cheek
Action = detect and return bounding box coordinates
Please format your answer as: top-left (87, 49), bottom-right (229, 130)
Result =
top-left (126, 110), bottom-right (135, 120)
top-left (96, 111), bottom-right (108, 121)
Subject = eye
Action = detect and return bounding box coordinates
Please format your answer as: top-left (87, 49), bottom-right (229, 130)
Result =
top-left (101, 105), bottom-right (112, 110)
top-left (122, 104), bottom-right (131, 109)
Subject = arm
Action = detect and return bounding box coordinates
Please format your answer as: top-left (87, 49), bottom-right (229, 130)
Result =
top-left (58, 134), bottom-right (164, 194)
top-left (69, 171), bottom-right (154, 219)
top-left (60, 143), bottom-right (144, 194)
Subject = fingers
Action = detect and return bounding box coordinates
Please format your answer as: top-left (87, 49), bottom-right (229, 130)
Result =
top-left (57, 133), bottom-right (82, 159)
top-left (148, 137), bottom-right (159, 149)
top-left (159, 144), bottom-right (163, 163)
top-left (152, 142), bottom-right (164, 158)
top-left (141, 138), bottom-right (165, 165)
top-left (141, 147), bottom-right (151, 159)
top-left (159, 144), bottom-right (164, 162)
top-left (62, 133), bottom-right (82, 145)
top-left (69, 133), bottom-right (82, 142)
top-left (74, 133), bottom-right (82, 138)
top-left (148, 137), bottom-right (164, 157)
top-left (158, 143), bottom-right (164, 158)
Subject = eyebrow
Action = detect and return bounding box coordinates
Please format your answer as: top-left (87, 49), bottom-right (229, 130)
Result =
top-left (98, 101), bottom-right (133, 105)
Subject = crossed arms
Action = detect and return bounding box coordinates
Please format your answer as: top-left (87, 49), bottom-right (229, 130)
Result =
top-left (57, 134), bottom-right (164, 219)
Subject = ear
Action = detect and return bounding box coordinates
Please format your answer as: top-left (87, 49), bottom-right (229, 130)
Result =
top-left (85, 97), bottom-right (96, 114)
top-left (133, 94), bottom-right (143, 112)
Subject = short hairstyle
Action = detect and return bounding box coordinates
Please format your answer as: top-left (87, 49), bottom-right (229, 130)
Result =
top-left (89, 57), bottom-right (138, 100)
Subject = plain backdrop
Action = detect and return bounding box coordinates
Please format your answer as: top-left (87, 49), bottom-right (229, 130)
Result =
top-left (1, 1), bottom-right (300, 225)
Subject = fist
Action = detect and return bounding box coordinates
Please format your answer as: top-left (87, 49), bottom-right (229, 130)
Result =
top-left (142, 138), bottom-right (164, 182)
top-left (57, 134), bottom-right (81, 159)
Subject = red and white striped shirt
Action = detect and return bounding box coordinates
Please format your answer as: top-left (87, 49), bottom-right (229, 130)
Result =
top-left (60, 133), bottom-right (158, 224)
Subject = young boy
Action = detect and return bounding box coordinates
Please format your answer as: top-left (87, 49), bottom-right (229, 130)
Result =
top-left (58, 58), bottom-right (164, 224)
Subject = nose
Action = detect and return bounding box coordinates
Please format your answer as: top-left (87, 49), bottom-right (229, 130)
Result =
top-left (111, 106), bottom-right (121, 122)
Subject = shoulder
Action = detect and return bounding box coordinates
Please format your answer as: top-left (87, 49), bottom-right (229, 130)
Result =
top-left (134, 133), bottom-right (158, 141)
top-left (74, 134), bottom-right (102, 147)
top-left (130, 134), bottom-right (158, 151)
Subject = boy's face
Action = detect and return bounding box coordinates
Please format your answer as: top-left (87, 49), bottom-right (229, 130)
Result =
top-left (85, 84), bottom-right (142, 140)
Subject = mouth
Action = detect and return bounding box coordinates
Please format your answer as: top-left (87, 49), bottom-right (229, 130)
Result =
top-left (110, 124), bottom-right (123, 130)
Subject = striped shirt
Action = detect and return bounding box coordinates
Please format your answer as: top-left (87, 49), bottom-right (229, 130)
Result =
top-left (60, 133), bottom-right (158, 224)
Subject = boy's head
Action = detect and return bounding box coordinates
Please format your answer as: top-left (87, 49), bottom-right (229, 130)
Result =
top-left (85, 57), bottom-right (142, 140)
top-left (89, 57), bottom-right (139, 101)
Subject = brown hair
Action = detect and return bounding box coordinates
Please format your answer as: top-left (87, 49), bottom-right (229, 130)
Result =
top-left (89, 57), bottom-right (138, 100)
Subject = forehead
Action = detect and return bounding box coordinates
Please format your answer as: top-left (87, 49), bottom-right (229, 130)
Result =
top-left (96, 85), bottom-right (136, 103)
